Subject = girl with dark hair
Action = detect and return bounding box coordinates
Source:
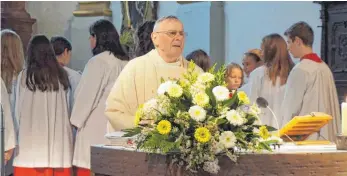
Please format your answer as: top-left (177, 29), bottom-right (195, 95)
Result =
top-left (247, 33), bottom-right (294, 129)
top-left (134, 20), bottom-right (155, 57)
top-left (70, 19), bottom-right (129, 176)
top-left (13, 35), bottom-right (73, 176)
top-left (242, 49), bottom-right (263, 78)
top-left (186, 49), bottom-right (211, 72)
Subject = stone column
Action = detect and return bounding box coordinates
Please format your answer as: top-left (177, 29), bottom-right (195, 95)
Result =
top-left (176, 1), bottom-right (225, 67)
top-left (1, 1), bottom-right (36, 52)
top-left (69, 1), bottom-right (112, 72)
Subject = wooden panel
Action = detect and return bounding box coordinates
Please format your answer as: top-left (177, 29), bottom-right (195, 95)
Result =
top-left (91, 146), bottom-right (347, 176)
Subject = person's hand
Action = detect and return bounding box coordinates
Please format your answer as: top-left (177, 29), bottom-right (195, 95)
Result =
top-left (4, 148), bottom-right (14, 165)
top-left (139, 120), bottom-right (154, 126)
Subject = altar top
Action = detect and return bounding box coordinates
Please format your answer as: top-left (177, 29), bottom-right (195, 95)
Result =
top-left (93, 143), bottom-right (347, 154)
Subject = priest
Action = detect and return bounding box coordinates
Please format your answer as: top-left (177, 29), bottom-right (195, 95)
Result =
top-left (281, 21), bottom-right (341, 141)
top-left (105, 16), bottom-right (203, 132)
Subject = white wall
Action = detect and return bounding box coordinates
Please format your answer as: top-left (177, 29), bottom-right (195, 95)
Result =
top-left (224, 1), bottom-right (322, 65)
top-left (25, 1), bottom-right (77, 38)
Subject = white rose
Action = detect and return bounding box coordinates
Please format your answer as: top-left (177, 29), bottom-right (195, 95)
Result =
top-left (188, 105), bottom-right (207, 122)
top-left (212, 86), bottom-right (230, 101)
top-left (219, 131), bottom-right (237, 149)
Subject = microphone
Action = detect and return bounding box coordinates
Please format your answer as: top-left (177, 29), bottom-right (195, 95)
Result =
top-left (256, 97), bottom-right (295, 143)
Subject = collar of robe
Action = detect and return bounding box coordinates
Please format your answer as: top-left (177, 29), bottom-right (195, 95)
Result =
top-left (300, 53), bottom-right (322, 63)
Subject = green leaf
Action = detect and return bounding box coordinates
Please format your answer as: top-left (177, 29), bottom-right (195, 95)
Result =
top-left (216, 118), bottom-right (228, 125)
top-left (205, 87), bottom-right (216, 107)
top-left (244, 117), bottom-right (256, 125)
top-left (265, 125), bottom-right (277, 131)
top-left (122, 127), bottom-right (142, 137)
top-left (259, 142), bottom-right (272, 151)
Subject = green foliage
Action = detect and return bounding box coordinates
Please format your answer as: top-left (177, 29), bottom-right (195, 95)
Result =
top-left (140, 132), bottom-right (179, 153)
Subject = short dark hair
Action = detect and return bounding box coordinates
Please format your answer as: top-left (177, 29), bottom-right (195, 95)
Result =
top-left (50, 36), bottom-right (72, 56)
top-left (89, 19), bottom-right (129, 60)
top-left (134, 20), bottom-right (155, 57)
top-left (284, 21), bottom-right (314, 47)
top-left (186, 49), bottom-right (211, 72)
top-left (244, 52), bottom-right (261, 62)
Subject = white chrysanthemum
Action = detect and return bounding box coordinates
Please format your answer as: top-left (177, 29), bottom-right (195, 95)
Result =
top-left (226, 110), bottom-right (245, 126)
top-left (220, 131), bottom-right (237, 149)
top-left (188, 105), bottom-right (207, 122)
top-left (193, 92), bottom-right (209, 107)
top-left (167, 83), bottom-right (183, 98)
top-left (197, 72), bottom-right (215, 83)
top-left (157, 81), bottom-right (175, 95)
top-left (212, 86), bottom-right (230, 101)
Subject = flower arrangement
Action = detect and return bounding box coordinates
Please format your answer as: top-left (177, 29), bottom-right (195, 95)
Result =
top-left (123, 62), bottom-right (279, 174)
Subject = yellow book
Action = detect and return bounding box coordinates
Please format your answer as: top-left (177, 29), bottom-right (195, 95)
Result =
top-left (279, 112), bottom-right (332, 142)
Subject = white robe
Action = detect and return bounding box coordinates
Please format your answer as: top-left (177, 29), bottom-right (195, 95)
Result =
top-left (248, 66), bottom-right (286, 129)
top-left (281, 59), bottom-right (341, 141)
top-left (0, 79), bottom-right (16, 172)
top-left (64, 66), bottom-right (81, 111)
top-left (13, 71), bottom-right (73, 168)
top-left (70, 51), bottom-right (128, 169)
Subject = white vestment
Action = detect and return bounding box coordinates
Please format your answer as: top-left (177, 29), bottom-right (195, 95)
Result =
top-left (70, 51), bottom-right (128, 169)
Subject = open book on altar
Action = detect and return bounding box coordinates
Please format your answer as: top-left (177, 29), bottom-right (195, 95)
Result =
top-left (279, 112), bottom-right (332, 143)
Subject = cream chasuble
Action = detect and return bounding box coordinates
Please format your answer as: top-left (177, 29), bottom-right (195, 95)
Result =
top-left (105, 49), bottom-right (203, 132)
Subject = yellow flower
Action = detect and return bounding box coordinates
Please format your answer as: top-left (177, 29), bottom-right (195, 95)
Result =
top-left (194, 127), bottom-right (211, 143)
top-left (259, 126), bottom-right (270, 140)
top-left (167, 84), bottom-right (183, 98)
top-left (134, 105), bottom-right (143, 126)
top-left (193, 92), bottom-right (209, 107)
top-left (237, 91), bottom-right (250, 104)
top-left (157, 120), bottom-right (172, 135)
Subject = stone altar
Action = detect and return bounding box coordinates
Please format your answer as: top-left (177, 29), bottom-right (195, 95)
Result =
top-left (91, 144), bottom-right (347, 176)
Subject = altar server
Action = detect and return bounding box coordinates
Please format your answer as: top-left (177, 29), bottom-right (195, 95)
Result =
top-left (13, 35), bottom-right (73, 176)
top-left (1, 29), bottom-right (25, 175)
top-left (0, 79), bottom-right (16, 174)
top-left (70, 19), bottom-right (129, 176)
top-left (281, 21), bottom-right (341, 141)
top-left (51, 36), bottom-right (81, 110)
top-left (248, 34), bottom-right (294, 128)
top-left (105, 16), bottom-right (203, 132)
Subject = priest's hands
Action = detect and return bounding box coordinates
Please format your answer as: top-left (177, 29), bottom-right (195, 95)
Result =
top-left (139, 120), bottom-right (155, 126)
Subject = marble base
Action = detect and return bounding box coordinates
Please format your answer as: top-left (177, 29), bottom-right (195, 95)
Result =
top-left (336, 134), bottom-right (347, 150)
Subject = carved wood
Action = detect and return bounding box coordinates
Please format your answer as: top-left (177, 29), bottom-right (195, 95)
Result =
top-left (1, 1), bottom-right (36, 52)
top-left (320, 2), bottom-right (347, 104)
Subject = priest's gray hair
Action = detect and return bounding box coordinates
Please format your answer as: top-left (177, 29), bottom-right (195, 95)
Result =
top-left (153, 16), bottom-right (181, 32)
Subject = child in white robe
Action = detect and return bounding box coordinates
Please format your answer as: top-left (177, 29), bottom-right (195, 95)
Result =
top-left (225, 62), bottom-right (244, 91)
top-left (13, 35), bottom-right (73, 176)
top-left (248, 34), bottom-right (294, 129)
top-left (1, 29), bottom-right (25, 176)
top-left (70, 19), bottom-right (129, 176)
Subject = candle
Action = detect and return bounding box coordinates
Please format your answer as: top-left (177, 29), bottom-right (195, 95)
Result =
top-left (342, 100), bottom-right (347, 135)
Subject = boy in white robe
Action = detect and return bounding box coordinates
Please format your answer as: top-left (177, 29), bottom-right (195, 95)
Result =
top-left (281, 21), bottom-right (341, 141)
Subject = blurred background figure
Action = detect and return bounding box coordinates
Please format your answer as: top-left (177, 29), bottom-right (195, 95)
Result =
top-left (186, 49), bottom-right (211, 72)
